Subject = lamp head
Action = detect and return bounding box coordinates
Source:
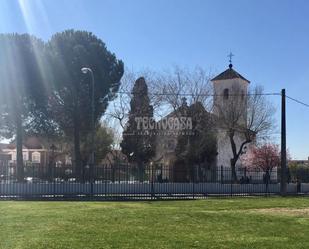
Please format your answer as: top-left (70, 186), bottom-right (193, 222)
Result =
top-left (81, 67), bottom-right (90, 74)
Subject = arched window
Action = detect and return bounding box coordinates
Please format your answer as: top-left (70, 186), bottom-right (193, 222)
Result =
top-left (23, 152), bottom-right (29, 161)
top-left (32, 152), bottom-right (41, 163)
top-left (223, 88), bottom-right (229, 100)
top-left (11, 152), bottom-right (16, 161)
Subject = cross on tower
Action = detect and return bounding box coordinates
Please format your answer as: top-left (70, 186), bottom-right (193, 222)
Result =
top-left (227, 52), bottom-right (234, 68)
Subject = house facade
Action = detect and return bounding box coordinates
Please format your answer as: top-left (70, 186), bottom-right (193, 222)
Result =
top-left (0, 136), bottom-right (72, 177)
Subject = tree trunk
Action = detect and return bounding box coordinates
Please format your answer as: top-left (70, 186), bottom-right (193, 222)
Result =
top-left (137, 161), bottom-right (144, 182)
top-left (228, 131), bottom-right (250, 183)
top-left (112, 166), bottom-right (115, 183)
top-left (230, 158), bottom-right (238, 183)
top-left (228, 132), bottom-right (238, 183)
top-left (15, 113), bottom-right (24, 182)
top-left (74, 118), bottom-right (82, 181)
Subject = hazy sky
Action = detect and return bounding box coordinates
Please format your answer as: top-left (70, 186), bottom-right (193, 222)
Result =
top-left (1, 0), bottom-right (309, 159)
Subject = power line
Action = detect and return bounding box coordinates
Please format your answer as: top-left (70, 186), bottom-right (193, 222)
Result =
top-left (286, 95), bottom-right (309, 108)
top-left (117, 90), bottom-right (309, 109)
top-left (117, 91), bottom-right (281, 97)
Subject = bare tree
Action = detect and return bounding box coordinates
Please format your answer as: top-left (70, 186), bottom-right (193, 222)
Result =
top-left (104, 70), bottom-right (133, 129)
top-left (102, 125), bottom-right (122, 180)
top-left (104, 66), bottom-right (213, 128)
top-left (103, 66), bottom-right (214, 177)
top-left (153, 66), bottom-right (213, 114)
top-left (215, 85), bottom-right (275, 181)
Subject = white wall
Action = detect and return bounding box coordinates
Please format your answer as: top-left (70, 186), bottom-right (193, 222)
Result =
top-left (213, 78), bottom-right (249, 119)
top-left (212, 77), bottom-right (250, 177)
top-left (216, 128), bottom-right (247, 169)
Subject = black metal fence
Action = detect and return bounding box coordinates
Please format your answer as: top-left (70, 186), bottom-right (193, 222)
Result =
top-left (0, 162), bottom-right (307, 200)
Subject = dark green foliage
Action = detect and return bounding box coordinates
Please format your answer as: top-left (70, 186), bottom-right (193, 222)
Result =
top-left (175, 102), bottom-right (217, 181)
top-left (47, 30), bottom-right (124, 177)
top-left (0, 30), bottom-right (123, 180)
top-left (47, 30), bottom-right (123, 133)
top-left (80, 124), bottom-right (114, 165)
top-left (0, 34), bottom-right (47, 135)
top-left (289, 162), bottom-right (309, 182)
top-left (121, 77), bottom-right (156, 174)
top-left (0, 34), bottom-right (47, 181)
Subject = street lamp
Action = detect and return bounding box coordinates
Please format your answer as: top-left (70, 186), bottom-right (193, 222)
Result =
top-left (81, 67), bottom-right (95, 184)
top-left (49, 144), bottom-right (56, 181)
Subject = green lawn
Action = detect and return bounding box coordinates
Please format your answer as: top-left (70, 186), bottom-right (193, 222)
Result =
top-left (1, 198), bottom-right (309, 249)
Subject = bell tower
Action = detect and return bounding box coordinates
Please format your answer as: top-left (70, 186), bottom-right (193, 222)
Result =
top-left (211, 57), bottom-right (250, 123)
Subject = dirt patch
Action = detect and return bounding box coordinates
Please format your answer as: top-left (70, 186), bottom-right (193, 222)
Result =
top-left (250, 208), bottom-right (309, 217)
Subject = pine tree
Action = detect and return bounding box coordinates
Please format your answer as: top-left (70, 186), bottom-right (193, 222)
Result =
top-left (47, 30), bottom-right (124, 180)
top-left (0, 34), bottom-right (47, 181)
top-left (121, 77), bottom-right (156, 180)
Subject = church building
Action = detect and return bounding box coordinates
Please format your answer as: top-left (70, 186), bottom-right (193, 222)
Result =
top-left (155, 61), bottom-right (257, 182)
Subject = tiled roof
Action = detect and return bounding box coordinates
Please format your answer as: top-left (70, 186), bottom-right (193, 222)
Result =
top-left (211, 65), bottom-right (250, 83)
top-left (7, 136), bottom-right (44, 150)
top-left (0, 143), bottom-right (8, 151)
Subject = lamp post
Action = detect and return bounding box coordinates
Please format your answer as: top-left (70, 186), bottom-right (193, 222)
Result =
top-left (81, 67), bottom-right (95, 185)
top-left (49, 144), bottom-right (56, 181)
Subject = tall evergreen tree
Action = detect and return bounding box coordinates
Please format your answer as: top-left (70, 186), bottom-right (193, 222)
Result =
top-left (47, 30), bottom-right (124, 179)
top-left (0, 34), bottom-right (47, 181)
top-left (121, 77), bottom-right (156, 180)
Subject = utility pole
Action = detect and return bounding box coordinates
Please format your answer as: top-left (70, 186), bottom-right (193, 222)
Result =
top-left (280, 89), bottom-right (287, 195)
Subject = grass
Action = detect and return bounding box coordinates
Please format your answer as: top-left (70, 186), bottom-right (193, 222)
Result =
top-left (1, 198), bottom-right (309, 248)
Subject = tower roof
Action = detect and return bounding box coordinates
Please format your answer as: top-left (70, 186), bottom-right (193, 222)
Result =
top-left (211, 65), bottom-right (250, 83)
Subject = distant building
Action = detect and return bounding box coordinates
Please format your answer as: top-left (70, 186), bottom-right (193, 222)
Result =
top-left (289, 158), bottom-right (309, 167)
top-left (155, 63), bottom-right (264, 181)
top-left (0, 143), bottom-right (10, 159)
top-left (0, 136), bottom-right (72, 176)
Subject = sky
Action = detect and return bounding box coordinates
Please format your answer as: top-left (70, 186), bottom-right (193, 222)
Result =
top-left (0, 0), bottom-right (309, 159)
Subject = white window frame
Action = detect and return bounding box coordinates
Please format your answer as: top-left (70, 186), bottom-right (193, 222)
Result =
top-left (11, 152), bottom-right (16, 161)
top-left (32, 151), bottom-right (41, 163)
top-left (23, 152), bottom-right (29, 161)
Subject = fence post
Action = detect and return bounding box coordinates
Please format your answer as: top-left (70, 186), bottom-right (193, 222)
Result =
top-left (220, 165), bottom-right (223, 184)
top-left (90, 166), bottom-right (94, 198)
top-left (151, 164), bottom-right (155, 200)
top-left (52, 165), bottom-right (55, 198)
top-left (230, 169), bottom-right (233, 197)
top-left (192, 165), bottom-right (195, 200)
top-left (104, 165), bottom-right (107, 199)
